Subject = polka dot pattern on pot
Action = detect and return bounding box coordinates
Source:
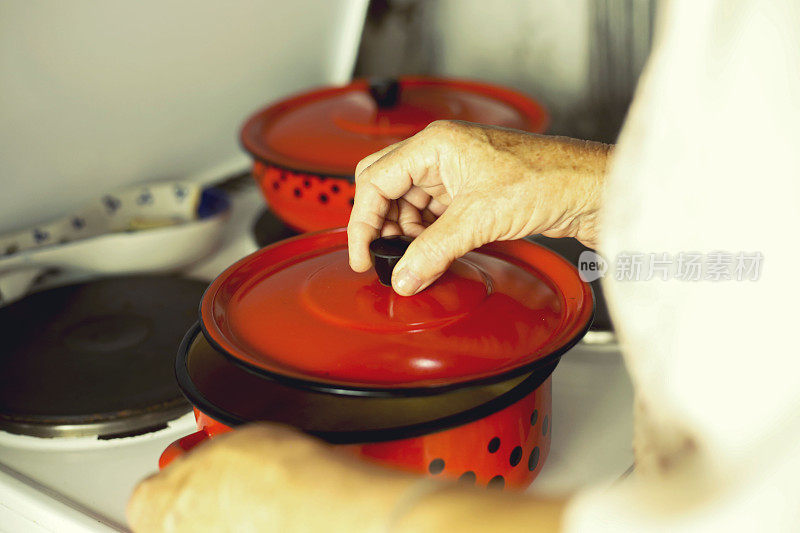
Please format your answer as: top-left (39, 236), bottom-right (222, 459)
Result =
top-left (528, 447), bottom-right (540, 472)
top-left (509, 446), bottom-right (522, 467)
top-left (253, 162), bottom-right (358, 232)
top-left (428, 458), bottom-right (445, 475)
top-left (458, 471), bottom-right (476, 485)
top-left (487, 437), bottom-right (500, 453)
top-left (487, 475), bottom-right (505, 490)
top-left (304, 368), bottom-right (553, 492)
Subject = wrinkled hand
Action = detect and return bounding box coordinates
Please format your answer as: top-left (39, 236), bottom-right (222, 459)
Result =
top-left (127, 424), bottom-right (419, 533)
top-left (128, 424), bottom-right (566, 533)
top-left (347, 120), bottom-right (612, 295)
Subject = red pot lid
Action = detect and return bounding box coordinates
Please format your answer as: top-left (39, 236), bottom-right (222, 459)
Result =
top-left (200, 229), bottom-right (592, 395)
top-left (240, 77), bottom-right (548, 178)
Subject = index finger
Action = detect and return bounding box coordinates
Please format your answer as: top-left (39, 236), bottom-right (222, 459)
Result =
top-left (347, 143), bottom-right (408, 271)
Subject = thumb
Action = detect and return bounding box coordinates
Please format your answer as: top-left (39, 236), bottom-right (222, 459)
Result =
top-left (391, 202), bottom-right (482, 296)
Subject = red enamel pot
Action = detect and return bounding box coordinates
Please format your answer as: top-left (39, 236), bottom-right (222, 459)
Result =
top-left (240, 77), bottom-right (548, 233)
top-left (198, 229), bottom-right (592, 395)
top-left (160, 228), bottom-right (593, 490)
top-left (160, 324), bottom-right (555, 491)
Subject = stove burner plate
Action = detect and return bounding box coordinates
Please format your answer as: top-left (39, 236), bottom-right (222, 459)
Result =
top-left (0, 276), bottom-right (207, 439)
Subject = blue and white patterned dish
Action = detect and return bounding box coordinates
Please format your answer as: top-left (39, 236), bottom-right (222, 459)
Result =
top-left (0, 181), bottom-right (230, 305)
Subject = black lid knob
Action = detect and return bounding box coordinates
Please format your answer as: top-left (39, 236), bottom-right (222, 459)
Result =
top-left (369, 236), bottom-right (412, 286)
top-left (368, 78), bottom-right (401, 109)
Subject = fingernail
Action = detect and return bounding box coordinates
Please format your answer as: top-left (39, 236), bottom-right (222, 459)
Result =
top-left (393, 268), bottom-right (422, 295)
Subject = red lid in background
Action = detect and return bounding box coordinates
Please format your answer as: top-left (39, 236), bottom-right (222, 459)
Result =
top-left (200, 229), bottom-right (592, 395)
top-left (240, 77), bottom-right (549, 178)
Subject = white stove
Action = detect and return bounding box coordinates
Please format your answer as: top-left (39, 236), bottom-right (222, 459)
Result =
top-left (0, 414), bottom-right (196, 532)
top-left (0, 180), bottom-right (635, 531)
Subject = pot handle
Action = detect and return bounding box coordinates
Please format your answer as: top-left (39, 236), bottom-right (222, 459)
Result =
top-left (369, 236), bottom-right (412, 286)
top-left (158, 430), bottom-right (210, 469)
top-left (368, 78), bottom-right (401, 109)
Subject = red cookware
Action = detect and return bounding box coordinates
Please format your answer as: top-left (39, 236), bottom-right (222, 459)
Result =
top-left (161, 228), bottom-right (592, 490)
top-left (240, 77), bottom-right (549, 232)
top-left (161, 324), bottom-right (555, 491)
top-left (200, 229), bottom-right (592, 395)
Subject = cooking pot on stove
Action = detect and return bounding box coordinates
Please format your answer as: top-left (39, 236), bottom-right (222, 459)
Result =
top-left (160, 228), bottom-right (593, 490)
top-left (161, 324), bottom-right (555, 490)
top-left (240, 77), bottom-right (548, 232)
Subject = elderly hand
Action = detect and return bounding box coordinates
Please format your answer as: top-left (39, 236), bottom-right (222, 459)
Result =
top-left (127, 424), bottom-right (423, 532)
top-left (128, 424), bottom-right (565, 533)
top-left (347, 120), bottom-right (612, 295)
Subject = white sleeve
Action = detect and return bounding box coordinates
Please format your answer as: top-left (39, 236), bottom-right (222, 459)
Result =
top-left (565, 0), bottom-right (800, 531)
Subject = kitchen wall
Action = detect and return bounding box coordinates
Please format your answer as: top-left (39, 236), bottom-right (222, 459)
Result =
top-left (355, 0), bottom-right (657, 141)
top-left (0, 0), bottom-right (367, 233)
top-left (0, 0), bottom-right (656, 233)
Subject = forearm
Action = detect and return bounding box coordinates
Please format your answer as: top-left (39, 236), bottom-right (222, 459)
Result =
top-left (395, 485), bottom-right (566, 533)
top-left (472, 125), bottom-right (613, 248)
top-left (518, 133), bottom-right (614, 249)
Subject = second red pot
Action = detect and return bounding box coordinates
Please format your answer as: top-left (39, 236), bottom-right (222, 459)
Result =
top-left (163, 228), bottom-right (592, 489)
top-left (241, 77), bottom-right (549, 232)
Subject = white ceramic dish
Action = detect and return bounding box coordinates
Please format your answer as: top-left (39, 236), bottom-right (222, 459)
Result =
top-left (0, 182), bottom-right (230, 304)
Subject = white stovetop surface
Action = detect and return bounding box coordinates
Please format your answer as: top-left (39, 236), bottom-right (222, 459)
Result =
top-left (0, 184), bottom-right (634, 532)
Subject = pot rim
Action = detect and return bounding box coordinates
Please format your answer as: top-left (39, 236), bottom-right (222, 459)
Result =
top-left (177, 323), bottom-right (557, 445)
top-left (239, 75), bottom-right (550, 181)
top-left (247, 156), bottom-right (354, 181)
top-left (198, 228), bottom-right (595, 397)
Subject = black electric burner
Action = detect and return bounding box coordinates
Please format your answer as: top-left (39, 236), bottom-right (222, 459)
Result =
top-left (252, 208), bottom-right (298, 248)
top-left (0, 275), bottom-right (208, 439)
